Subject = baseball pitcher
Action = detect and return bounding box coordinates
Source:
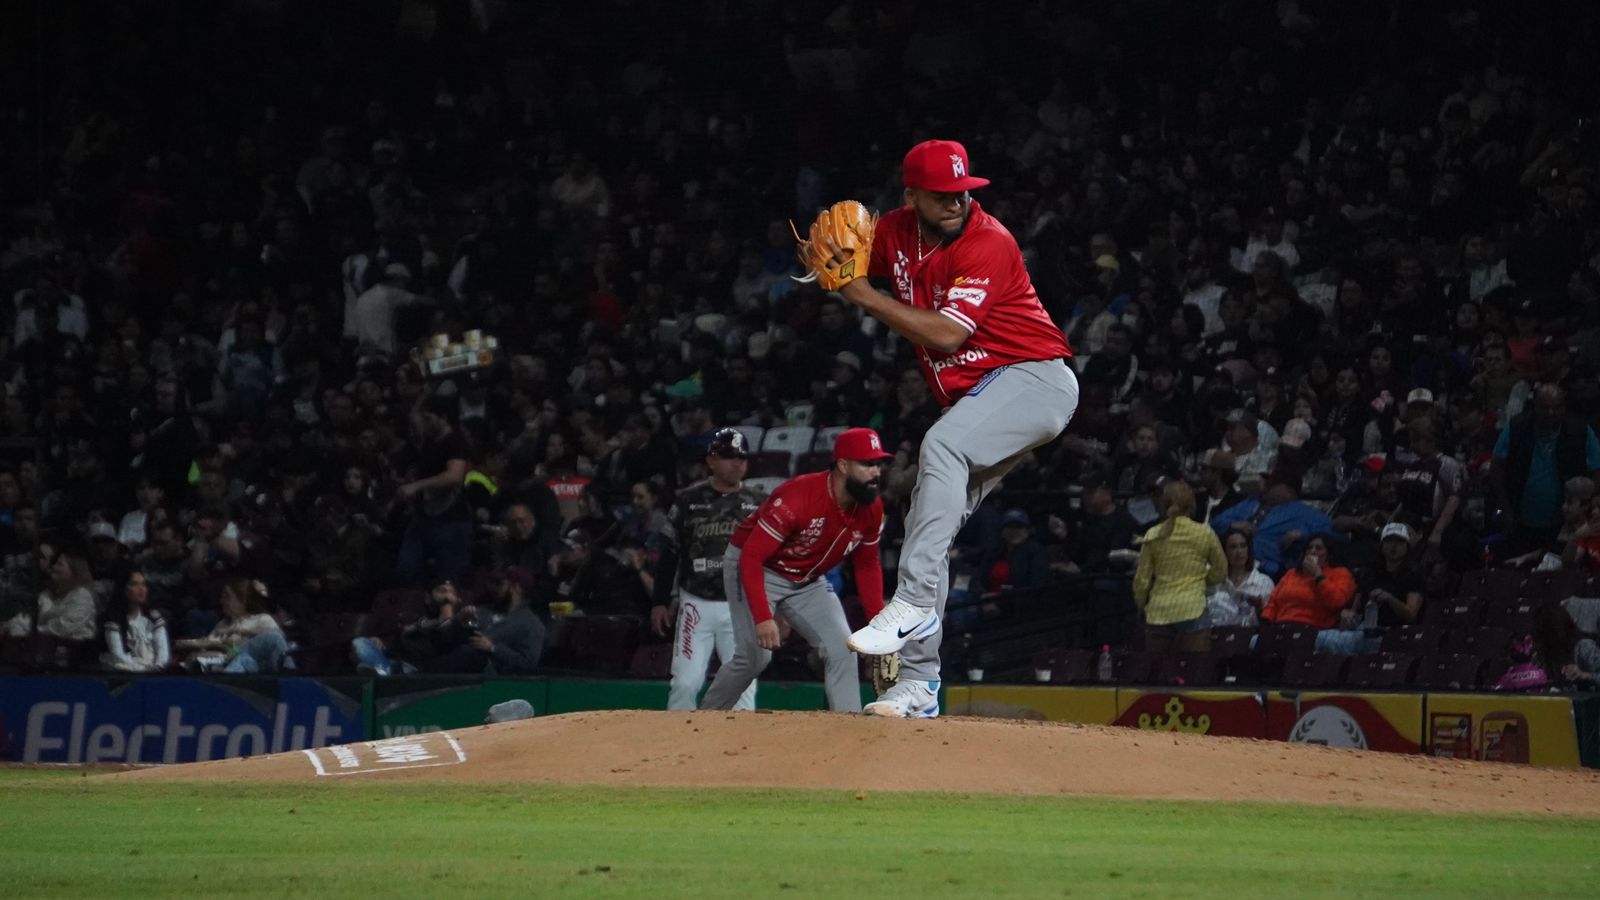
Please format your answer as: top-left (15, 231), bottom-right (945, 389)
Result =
top-left (794, 140), bottom-right (1078, 717)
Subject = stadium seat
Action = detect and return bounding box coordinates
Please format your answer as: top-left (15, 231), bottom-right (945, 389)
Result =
top-left (364, 589), bottom-right (427, 644)
top-left (1345, 653), bottom-right (1417, 689)
top-left (1207, 627), bottom-right (1257, 681)
top-left (732, 425), bottom-right (766, 454)
top-left (1412, 652), bottom-right (1488, 691)
top-left (1279, 652), bottom-right (1349, 688)
top-left (782, 404), bottom-right (815, 427)
top-left (1480, 599), bottom-right (1538, 633)
top-left (745, 476), bottom-right (786, 495)
top-left (813, 426), bottom-right (849, 451)
top-left (1482, 656), bottom-right (1514, 688)
top-left (746, 451), bottom-right (794, 478)
top-left (1031, 648), bottom-right (1096, 684)
top-left (1115, 651), bottom-right (1155, 685)
top-left (570, 615), bottom-right (643, 674)
top-left (1252, 623), bottom-right (1316, 681)
top-left (795, 450), bottom-right (832, 474)
top-left (1456, 569), bottom-right (1525, 603)
top-left (305, 612), bottom-right (365, 674)
top-left (1147, 652), bottom-right (1216, 686)
top-left (1523, 569), bottom-right (1587, 602)
top-left (762, 425), bottom-right (816, 454)
top-left (1447, 626), bottom-right (1513, 657)
top-left (1381, 625), bottom-right (1447, 657)
top-left (1419, 600), bottom-right (1483, 630)
top-left (629, 641), bottom-right (672, 679)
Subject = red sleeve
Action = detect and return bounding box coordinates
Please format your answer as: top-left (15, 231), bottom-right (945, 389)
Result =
top-left (937, 232), bottom-right (1011, 336)
top-left (852, 544), bottom-right (885, 618)
top-left (738, 523), bottom-right (782, 624)
top-left (868, 211), bottom-right (897, 279)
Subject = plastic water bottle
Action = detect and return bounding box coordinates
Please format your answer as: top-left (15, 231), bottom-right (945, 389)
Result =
top-left (1096, 644), bottom-right (1114, 683)
top-left (1362, 601), bottom-right (1380, 631)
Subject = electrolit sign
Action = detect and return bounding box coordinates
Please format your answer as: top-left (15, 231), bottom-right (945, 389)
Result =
top-left (0, 677), bottom-right (365, 764)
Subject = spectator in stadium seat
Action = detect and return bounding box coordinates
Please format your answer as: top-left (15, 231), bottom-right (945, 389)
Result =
top-left (1491, 384), bottom-right (1600, 556)
top-left (1318, 523), bottom-right (1424, 655)
top-left (976, 509), bottom-right (1049, 594)
top-left (1223, 408), bottom-right (1277, 481)
top-left (1557, 477), bottom-right (1597, 546)
top-left (1262, 534), bottom-right (1356, 629)
top-left (1210, 478), bottom-right (1332, 578)
top-left (1205, 525), bottom-right (1274, 629)
top-left (1194, 449), bottom-right (1245, 524)
top-left (175, 578), bottom-right (288, 673)
top-left (1562, 495), bottom-right (1600, 574)
top-left (1112, 424), bottom-right (1174, 496)
top-left (1133, 481), bottom-right (1226, 655)
top-left (351, 578), bottom-right (460, 676)
top-left (416, 567), bottom-right (544, 674)
top-left (31, 550), bottom-right (98, 668)
top-left (100, 570), bottom-right (171, 672)
top-left (1073, 483), bottom-right (1137, 574)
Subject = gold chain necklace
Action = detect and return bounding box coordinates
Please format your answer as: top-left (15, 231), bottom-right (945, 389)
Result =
top-left (917, 227), bottom-right (943, 262)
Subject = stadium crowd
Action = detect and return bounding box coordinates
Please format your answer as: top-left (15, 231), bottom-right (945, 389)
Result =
top-left (0, 0), bottom-right (1597, 690)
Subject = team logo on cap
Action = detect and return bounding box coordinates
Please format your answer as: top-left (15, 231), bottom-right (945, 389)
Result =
top-left (950, 155), bottom-right (966, 178)
top-left (869, 433), bottom-right (881, 451)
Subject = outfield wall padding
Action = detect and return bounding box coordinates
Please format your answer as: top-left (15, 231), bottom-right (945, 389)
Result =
top-left (0, 675), bottom-right (1592, 768)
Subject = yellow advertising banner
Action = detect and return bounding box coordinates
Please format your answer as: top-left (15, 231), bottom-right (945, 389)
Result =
top-left (1423, 693), bottom-right (1580, 768)
top-left (1114, 690), bottom-right (1267, 739)
top-left (1263, 692), bottom-right (1424, 754)
top-left (958, 685), bottom-right (1119, 723)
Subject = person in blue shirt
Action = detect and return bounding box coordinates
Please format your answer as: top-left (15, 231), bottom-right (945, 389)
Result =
top-left (1492, 383), bottom-right (1600, 556)
top-left (1210, 478), bottom-right (1332, 578)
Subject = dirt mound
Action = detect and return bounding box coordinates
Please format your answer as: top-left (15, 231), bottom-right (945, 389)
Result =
top-left (114, 710), bottom-right (1600, 816)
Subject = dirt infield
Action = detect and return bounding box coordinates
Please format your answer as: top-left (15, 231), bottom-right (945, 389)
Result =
top-left (112, 710), bottom-right (1600, 816)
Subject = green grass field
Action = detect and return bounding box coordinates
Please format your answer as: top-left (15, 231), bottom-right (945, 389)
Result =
top-left (3, 771), bottom-right (1597, 898)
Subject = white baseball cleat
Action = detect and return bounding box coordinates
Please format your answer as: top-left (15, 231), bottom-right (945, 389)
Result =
top-left (848, 597), bottom-right (940, 655)
top-left (865, 679), bottom-right (940, 718)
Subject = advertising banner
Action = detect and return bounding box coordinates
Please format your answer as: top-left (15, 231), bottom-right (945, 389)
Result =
top-left (1423, 693), bottom-right (1580, 767)
top-left (1263, 692), bottom-right (1423, 754)
top-left (1114, 691), bottom-right (1267, 739)
top-left (0, 676), bottom-right (365, 763)
top-left (371, 676), bottom-right (545, 737)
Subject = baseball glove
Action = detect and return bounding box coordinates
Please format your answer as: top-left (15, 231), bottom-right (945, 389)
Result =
top-left (867, 652), bottom-right (900, 695)
top-left (792, 200), bottom-right (877, 291)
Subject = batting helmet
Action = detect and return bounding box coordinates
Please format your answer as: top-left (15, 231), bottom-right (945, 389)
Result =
top-left (707, 428), bottom-right (750, 459)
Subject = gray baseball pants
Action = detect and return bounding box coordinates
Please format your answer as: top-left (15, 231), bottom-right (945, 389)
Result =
top-left (700, 546), bottom-right (861, 712)
top-left (896, 358), bottom-right (1079, 684)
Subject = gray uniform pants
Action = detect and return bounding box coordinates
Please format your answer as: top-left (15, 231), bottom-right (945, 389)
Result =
top-left (699, 546), bottom-right (861, 712)
top-left (896, 358), bottom-right (1079, 684)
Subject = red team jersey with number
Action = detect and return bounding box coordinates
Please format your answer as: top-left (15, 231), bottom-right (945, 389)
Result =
top-left (868, 201), bottom-right (1073, 405)
top-left (729, 471), bottom-right (884, 583)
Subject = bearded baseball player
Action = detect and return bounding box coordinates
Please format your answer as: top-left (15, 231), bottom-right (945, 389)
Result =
top-left (794, 139), bottom-right (1078, 718)
top-left (650, 428), bottom-right (766, 711)
top-left (699, 428), bottom-right (890, 713)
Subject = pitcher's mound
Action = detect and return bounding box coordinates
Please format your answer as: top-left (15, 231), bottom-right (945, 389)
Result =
top-left (114, 710), bottom-right (1600, 816)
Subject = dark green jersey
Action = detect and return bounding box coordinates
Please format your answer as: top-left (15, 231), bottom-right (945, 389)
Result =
top-left (665, 480), bottom-right (767, 600)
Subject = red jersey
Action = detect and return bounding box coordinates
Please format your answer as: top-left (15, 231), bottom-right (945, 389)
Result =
top-left (730, 471), bottom-right (884, 583)
top-left (868, 201), bottom-right (1073, 406)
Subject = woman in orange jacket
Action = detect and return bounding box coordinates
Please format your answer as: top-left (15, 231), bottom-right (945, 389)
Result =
top-left (1261, 534), bottom-right (1356, 629)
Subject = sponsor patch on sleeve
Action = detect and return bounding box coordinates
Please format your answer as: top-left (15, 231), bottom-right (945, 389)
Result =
top-left (948, 286), bottom-right (988, 306)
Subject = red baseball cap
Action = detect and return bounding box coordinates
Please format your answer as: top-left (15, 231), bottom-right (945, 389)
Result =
top-left (833, 427), bottom-right (893, 463)
top-left (903, 139), bottom-right (990, 192)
